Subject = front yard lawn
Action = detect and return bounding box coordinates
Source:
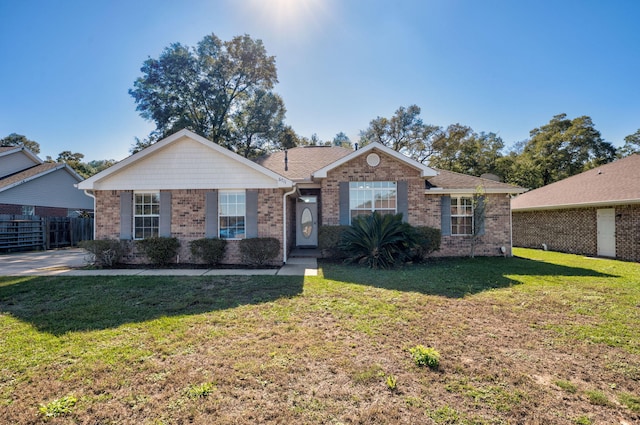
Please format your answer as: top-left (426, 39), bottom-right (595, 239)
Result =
top-left (1, 248), bottom-right (639, 424)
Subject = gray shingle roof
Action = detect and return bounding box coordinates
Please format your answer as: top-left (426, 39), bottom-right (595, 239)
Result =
top-left (511, 154), bottom-right (640, 210)
top-left (0, 163), bottom-right (63, 191)
top-left (255, 146), bottom-right (353, 181)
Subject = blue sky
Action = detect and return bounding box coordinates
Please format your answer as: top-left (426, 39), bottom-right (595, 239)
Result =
top-left (1, 0), bottom-right (638, 162)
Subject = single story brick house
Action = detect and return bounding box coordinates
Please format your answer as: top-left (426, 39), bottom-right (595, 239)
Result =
top-left (77, 129), bottom-right (525, 265)
top-left (0, 146), bottom-right (93, 217)
top-left (512, 153), bottom-right (640, 262)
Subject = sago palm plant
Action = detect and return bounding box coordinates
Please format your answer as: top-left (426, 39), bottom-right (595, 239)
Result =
top-left (340, 212), bottom-right (418, 269)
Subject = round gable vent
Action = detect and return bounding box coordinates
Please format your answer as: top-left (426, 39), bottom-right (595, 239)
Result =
top-left (366, 153), bottom-right (380, 167)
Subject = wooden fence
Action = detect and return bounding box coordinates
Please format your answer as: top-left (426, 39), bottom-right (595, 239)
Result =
top-left (0, 215), bottom-right (93, 252)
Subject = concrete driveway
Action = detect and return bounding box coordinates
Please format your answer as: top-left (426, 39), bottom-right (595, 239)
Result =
top-left (0, 249), bottom-right (317, 277)
top-left (0, 248), bottom-right (89, 276)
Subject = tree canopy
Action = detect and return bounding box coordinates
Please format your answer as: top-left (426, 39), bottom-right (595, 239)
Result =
top-left (505, 114), bottom-right (616, 188)
top-left (357, 106), bottom-right (618, 190)
top-left (129, 33), bottom-right (285, 158)
top-left (617, 128), bottom-right (640, 158)
top-left (359, 105), bottom-right (440, 163)
top-left (0, 133), bottom-right (41, 154)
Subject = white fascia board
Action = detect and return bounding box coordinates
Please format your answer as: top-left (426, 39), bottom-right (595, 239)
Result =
top-left (77, 129), bottom-right (293, 189)
top-left (426, 187), bottom-right (528, 195)
top-left (0, 146), bottom-right (42, 164)
top-left (313, 142), bottom-right (437, 178)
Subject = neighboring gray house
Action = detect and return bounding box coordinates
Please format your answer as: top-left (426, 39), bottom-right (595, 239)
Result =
top-left (0, 146), bottom-right (93, 217)
top-left (512, 154), bottom-right (640, 262)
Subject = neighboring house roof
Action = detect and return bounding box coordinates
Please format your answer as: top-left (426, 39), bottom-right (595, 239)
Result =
top-left (78, 129), bottom-right (294, 190)
top-left (512, 154), bottom-right (640, 211)
top-left (313, 142), bottom-right (438, 178)
top-left (0, 146), bottom-right (42, 163)
top-left (0, 163), bottom-right (84, 192)
top-left (255, 146), bottom-right (353, 182)
top-left (427, 168), bottom-right (526, 194)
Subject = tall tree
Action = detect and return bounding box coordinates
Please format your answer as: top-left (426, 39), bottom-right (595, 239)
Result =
top-left (429, 125), bottom-right (505, 177)
top-left (229, 90), bottom-right (286, 157)
top-left (359, 105), bottom-right (441, 163)
top-left (509, 114), bottom-right (616, 188)
top-left (129, 33), bottom-right (280, 154)
top-left (332, 132), bottom-right (352, 148)
top-left (0, 133), bottom-right (41, 154)
top-left (617, 129), bottom-right (640, 157)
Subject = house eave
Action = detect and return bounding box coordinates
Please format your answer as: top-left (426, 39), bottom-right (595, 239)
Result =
top-left (426, 187), bottom-right (528, 195)
top-left (312, 142), bottom-right (437, 179)
top-left (513, 198), bottom-right (640, 212)
top-left (77, 129), bottom-right (294, 190)
top-left (0, 164), bottom-right (70, 193)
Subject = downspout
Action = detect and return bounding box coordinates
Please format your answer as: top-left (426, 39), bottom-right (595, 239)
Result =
top-left (83, 189), bottom-right (96, 239)
top-left (509, 194), bottom-right (513, 257)
top-left (282, 186), bottom-right (297, 264)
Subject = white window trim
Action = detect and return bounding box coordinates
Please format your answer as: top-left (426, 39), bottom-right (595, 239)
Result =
top-left (133, 191), bottom-right (160, 240)
top-left (218, 189), bottom-right (246, 240)
top-left (451, 195), bottom-right (474, 236)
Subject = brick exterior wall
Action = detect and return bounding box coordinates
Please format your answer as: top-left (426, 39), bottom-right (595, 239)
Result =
top-left (321, 151), bottom-right (513, 257)
top-left (93, 188), bottom-right (286, 266)
top-left (513, 204), bottom-right (640, 262)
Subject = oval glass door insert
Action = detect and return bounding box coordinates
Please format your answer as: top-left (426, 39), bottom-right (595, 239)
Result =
top-left (301, 207), bottom-right (313, 238)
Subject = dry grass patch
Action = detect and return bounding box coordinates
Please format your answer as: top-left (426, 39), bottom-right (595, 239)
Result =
top-left (0, 249), bottom-right (639, 424)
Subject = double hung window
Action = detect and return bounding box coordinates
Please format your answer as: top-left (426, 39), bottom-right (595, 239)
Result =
top-left (134, 192), bottom-right (159, 239)
top-left (219, 190), bottom-right (246, 239)
top-left (349, 181), bottom-right (397, 221)
top-left (451, 196), bottom-right (473, 235)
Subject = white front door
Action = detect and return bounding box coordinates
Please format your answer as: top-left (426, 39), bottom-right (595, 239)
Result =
top-left (296, 196), bottom-right (318, 247)
top-left (597, 208), bottom-right (616, 257)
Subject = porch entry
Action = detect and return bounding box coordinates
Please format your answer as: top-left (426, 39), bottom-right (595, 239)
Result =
top-left (596, 208), bottom-right (616, 257)
top-left (296, 196), bottom-right (318, 247)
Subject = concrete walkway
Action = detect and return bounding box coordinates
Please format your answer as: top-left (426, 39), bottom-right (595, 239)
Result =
top-left (0, 248), bottom-right (318, 277)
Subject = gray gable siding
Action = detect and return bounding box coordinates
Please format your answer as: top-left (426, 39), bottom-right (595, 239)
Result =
top-left (0, 151), bottom-right (39, 179)
top-left (0, 168), bottom-right (93, 209)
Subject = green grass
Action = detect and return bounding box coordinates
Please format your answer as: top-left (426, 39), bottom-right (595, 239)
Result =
top-left (1, 248), bottom-right (639, 424)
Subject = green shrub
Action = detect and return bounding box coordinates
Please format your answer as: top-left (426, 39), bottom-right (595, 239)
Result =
top-left (136, 236), bottom-right (180, 266)
top-left (409, 345), bottom-right (440, 369)
top-left (79, 239), bottom-right (125, 267)
top-left (412, 226), bottom-right (441, 260)
top-left (239, 237), bottom-right (280, 266)
top-left (340, 212), bottom-right (418, 269)
top-left (318, 225), bottom-right (350, 259)
top-left (190, 238), bottom-right (227, 266)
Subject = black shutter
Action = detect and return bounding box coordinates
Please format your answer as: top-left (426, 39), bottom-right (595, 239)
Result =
top-left (159, 191), bottom-right (172, 237)
top-left (440, 195), bottom-right (451, 236)
top-left (397, 181), bottom-right (408, 222)
top-left (205, 190), bottom-right (218, 238)
top-left (120, 192), bottom-right (132, 240)
top-left (245, 189), bottom-right (259, 238)
top-left (339, 182), bottom-right (350, 225)
top-left (474, 195), bottom-right (486, 236)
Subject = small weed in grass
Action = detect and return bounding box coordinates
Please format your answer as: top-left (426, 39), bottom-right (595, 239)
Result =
top-left (385, 375), bottom-right (398, 392)
top-left (554, 379), bottom-right (578, 394)
top-left (185, 382), bottom-right (214, 399)
top-left (38, 395), bottom-right (78, 418)
top-left (429, 405), bottom-right (460, 423)
top-left (619, 392), bottom-right (640, 412)
top-left (585, 390), bottom-right (611, 407)
top-left (409, 345), bottom-right (440, 369)
top-left (574, 415), bottom-right (593, 425)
